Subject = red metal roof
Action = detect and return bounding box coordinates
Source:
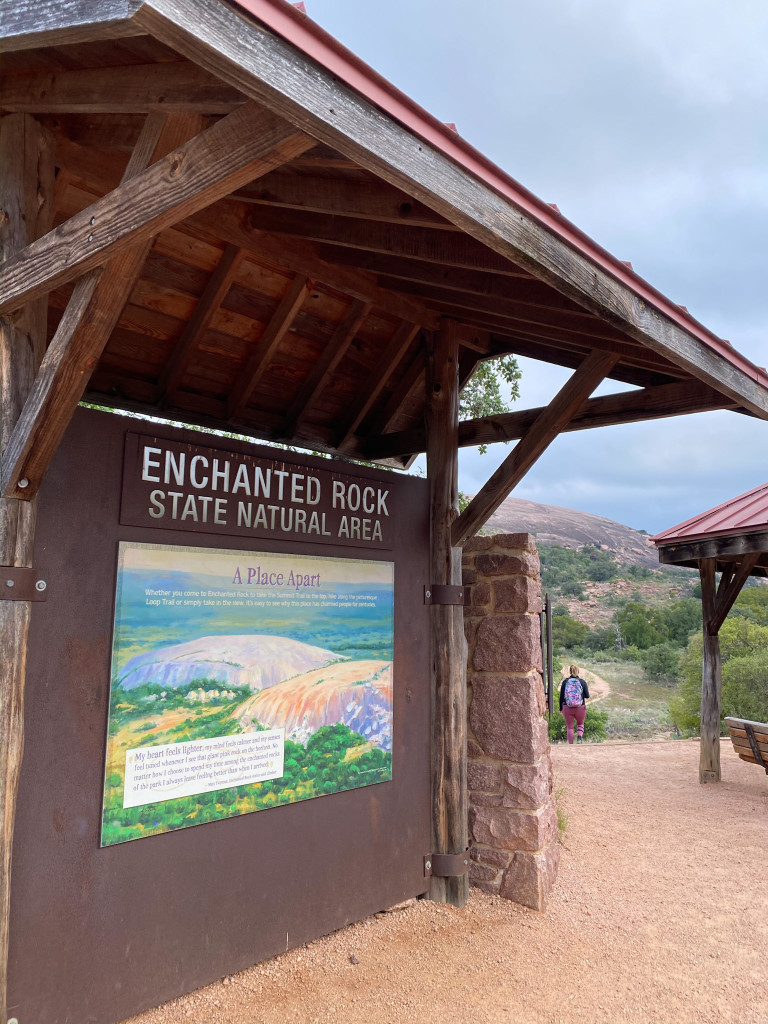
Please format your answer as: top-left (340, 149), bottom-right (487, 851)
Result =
top-left (652, 482), bottom-right (768, 546)
top-left (230, 0), bottom-right (768, 392)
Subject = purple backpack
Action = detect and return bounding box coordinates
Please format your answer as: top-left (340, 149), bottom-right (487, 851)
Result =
top-left (564, 676), bottom-right (583, 707)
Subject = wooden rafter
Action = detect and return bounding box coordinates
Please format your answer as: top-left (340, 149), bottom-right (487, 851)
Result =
top-left (0, 61), bottom-right (246, 114)
top-left (366, 378), bottom-right (736, 459)
top-left (336, 320), bottom-right (420, 450)
top-left (657, 531), bottom-right (768, 566)
top-left (485, 334), bottom-right (676, 389)
top-left (315, 244), bottom-right (535, 283)
top-left (233, 172), bottom-right (455, 229)
top-left (0, 102), bottom-right (314, 315)
top-left (283, 297), bottom-right (371, 437)
top-left (188, 202), bottom-right (441, 329)
top-left (451, 350), bottom-right (619, 546)
top-left (379, 277), bottom-right (633, 339)
top-left (158, 243), bottom-right (243, 404)
top-left (227, 273), bottom-right (310, 422)
top-left (239, 206), bottom-right (522, 274)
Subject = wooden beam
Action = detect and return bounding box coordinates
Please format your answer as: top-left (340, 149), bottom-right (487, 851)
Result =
top-left (657, 531), bottom-right (768, 566)
top-left (314, 244), bottom-right (535, 283)
top-left (0, 114), bottom-right (207, 501)
top-left (368, 349), bottom-right (425, 436)
top-left (708, 554), bottom-right (762, 635)
top-left (133, 0), bottom-right (768, 418)
top-left (0, 62), bottom-right (246, 114)
top-left (158, 243), bottom-right (243, 404)
top-left (699, 558), bottom-right (721, 783)
top-left (227, 274), bottom-right (310, 421)
top-left (426, 320), bottom-right (468, 907)
top-left (336, 321), bottom-right (420, 450)
top-left (0, 0), bottom-right (143, 52)
top-left (235, 206), bottom-right (517, 272)
top-left (233, 172), bottom-right (454, 229)
top-left (451, 350), bottom-right (618, 546)
top-left (0, 102), bottom-right (314, 316)
top-left (0, 112), bottom-right (54, 1024)
top-left (187, 201), bottom-right (441, 329)
top-left (283, 297), bottom-right (371, 437)
top-left (365, 379), bottom-right (738, 459)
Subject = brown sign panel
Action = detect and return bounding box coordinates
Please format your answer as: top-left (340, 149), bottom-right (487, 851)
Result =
top-left (121, 432), bottom-right (395, 549)
top-left (9, 410), bottom-right (431, 1024)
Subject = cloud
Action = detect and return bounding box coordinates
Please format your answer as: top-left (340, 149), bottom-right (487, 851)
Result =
top-left (307, 0), bottom-right (768, 530)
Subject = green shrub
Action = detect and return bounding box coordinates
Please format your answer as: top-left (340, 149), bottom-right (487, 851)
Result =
top-left (640, 643), bottom-right (680, 683)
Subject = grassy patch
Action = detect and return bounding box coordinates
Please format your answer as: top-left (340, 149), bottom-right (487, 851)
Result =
top-left (579, 659), bottom-right (674, 740)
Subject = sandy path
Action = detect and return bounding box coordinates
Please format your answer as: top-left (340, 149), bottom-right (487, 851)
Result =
top-left (125, 741), bottom-right (768, 1024)
top-left (558, 666), bottom-right (610, 704)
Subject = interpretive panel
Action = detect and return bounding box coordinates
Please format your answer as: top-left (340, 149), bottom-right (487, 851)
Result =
top-left (102, 541), bottom-right (394, 846)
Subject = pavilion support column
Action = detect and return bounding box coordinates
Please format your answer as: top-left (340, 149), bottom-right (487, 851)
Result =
top-left (0, 113), bottom-right (55, 1024)
top-left (426, 319), bottom-right (468, 907)
top-left (699, 557), bottom-right (722, 783)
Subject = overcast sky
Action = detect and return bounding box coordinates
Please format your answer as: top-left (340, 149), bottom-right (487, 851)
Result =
top-left (302, 0), bottom-right (768, 533)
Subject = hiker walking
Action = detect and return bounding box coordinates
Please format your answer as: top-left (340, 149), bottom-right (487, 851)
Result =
top-left (559, 664), bottom-right (590, 744)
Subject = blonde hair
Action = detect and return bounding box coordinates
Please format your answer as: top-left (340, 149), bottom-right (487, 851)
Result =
top-left (569, 664), bottom-right (579, 676)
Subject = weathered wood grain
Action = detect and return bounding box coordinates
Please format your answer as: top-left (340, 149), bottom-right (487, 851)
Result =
top-left (336, 321), bottom-right (420, 450)
top-left (283, 297), bottom-right (370, 437)
top-left (227, 274), bottom-right (310, 421)
top-left (699, 558), bottom-right (721, 783)
top-left (425, 321), bottom-right (468, 906)
top-left (0, 114), bottom-right (205, 500)
top-left (187, 201), bottom-right (440, 329)
top-left (234, 172), bottom-right (454, 229)
top-left (158, 243), bottom-right (243, 403)
top-left (0, 113), bottom-right (54, 1024)
top-left (237, 206), bottom-right (515, 272)
top-left (0, 0), bottom-right (143, 52)
top-left (133, 0), bottom-right (768, 417)
top-left (657, 532), bottom-right (768, 567)
top-left (0, 61), bottom-right (246, 114)
top-left (451, 351), bottom-right (618, 546)
top-left (365, 378), bottom-right (738, 459)
top-left (0, 103), bottom-right (314, 315)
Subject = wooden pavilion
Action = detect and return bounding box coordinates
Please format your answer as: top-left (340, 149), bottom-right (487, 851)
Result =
top-left (2, 1), bottom-right (768, 1020)
top-left (653, 483), bottom-right (768, 784)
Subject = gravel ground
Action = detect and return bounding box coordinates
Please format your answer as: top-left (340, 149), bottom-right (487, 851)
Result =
top-left (125, 740), bottom-right (768, 1024)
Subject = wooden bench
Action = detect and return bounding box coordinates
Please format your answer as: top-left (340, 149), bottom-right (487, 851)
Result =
top-left (724, 717), bottom-right (768, 775)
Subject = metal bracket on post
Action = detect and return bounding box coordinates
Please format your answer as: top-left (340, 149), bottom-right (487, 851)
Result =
top-left (424, 585), bottom-right (464, 606)
top-left (1, 567), bottom-right (48, 601)
top-left (424, 851), bottom-right (469, 878)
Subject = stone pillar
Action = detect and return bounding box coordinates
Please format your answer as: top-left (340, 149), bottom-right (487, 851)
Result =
top-left (463, 533), bottom-right (560, 911)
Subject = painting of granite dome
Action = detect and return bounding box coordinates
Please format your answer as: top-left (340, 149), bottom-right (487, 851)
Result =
top-left (118, 634), bottom-right (338, 691)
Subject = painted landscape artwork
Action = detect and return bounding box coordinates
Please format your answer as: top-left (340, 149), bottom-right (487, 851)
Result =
top-left (101, 542), bottom-right (394, 846)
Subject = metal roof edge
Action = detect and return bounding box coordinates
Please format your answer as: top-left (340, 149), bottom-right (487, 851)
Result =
top-left (652, 481), bottom-right (768, 546)
top-left (226, 0), bottom-right (768, 392)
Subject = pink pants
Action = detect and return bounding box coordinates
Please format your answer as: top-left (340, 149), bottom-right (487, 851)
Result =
top-left (562, 704), bottom-right (586, 743)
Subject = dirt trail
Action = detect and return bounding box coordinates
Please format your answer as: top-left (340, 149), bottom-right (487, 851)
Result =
top-left (559, 666), bottom-right (611, 703)
top-left (125, 741), bottom-right (768, 1024)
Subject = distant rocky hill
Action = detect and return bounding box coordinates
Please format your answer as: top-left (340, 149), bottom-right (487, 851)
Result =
top-left (484, 496), bottom-right (659, 569)
top-left (236, 660), bottom-right (393, 750)
top-left (118, 634), bottom-right (337, 691)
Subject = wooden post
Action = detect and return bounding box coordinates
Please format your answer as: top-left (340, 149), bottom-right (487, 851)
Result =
top-left (426, 319), bottom-right (468, 906)
top-left (699, 557), bottom-right (721, 783)
top-left (0, 113), bottom-right (54, 1024)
